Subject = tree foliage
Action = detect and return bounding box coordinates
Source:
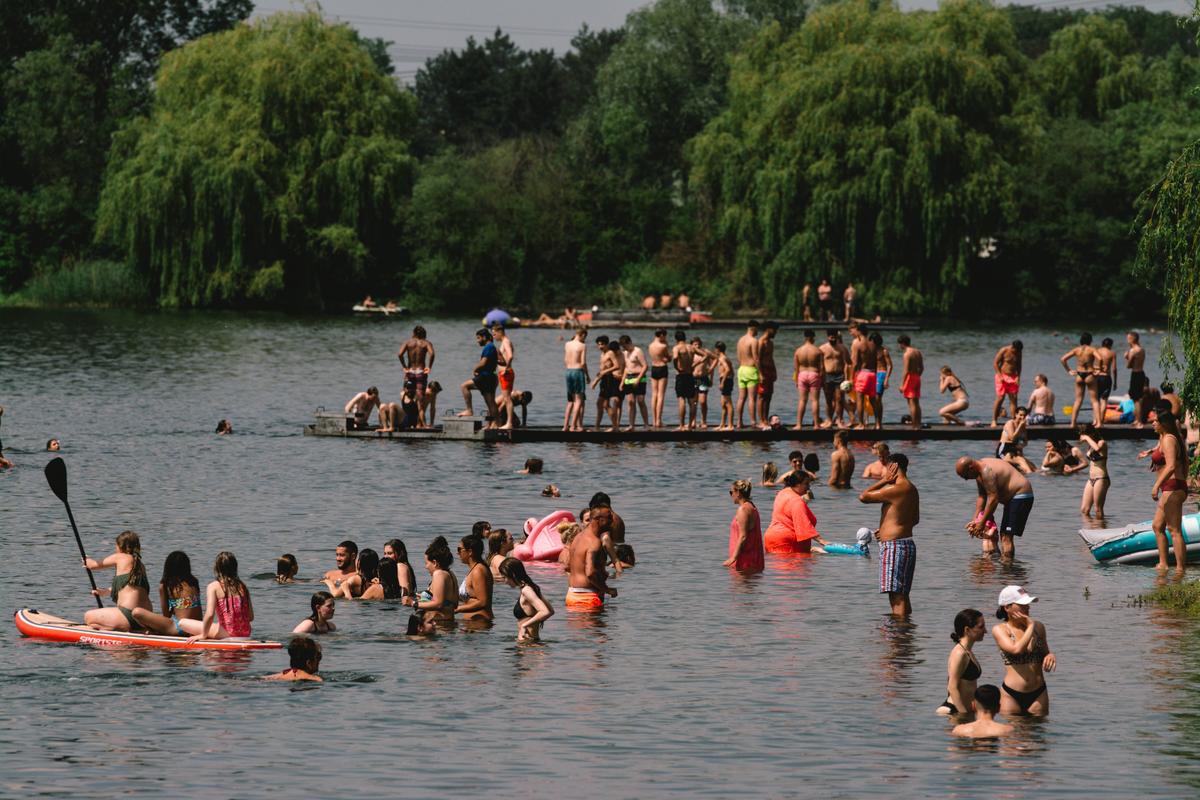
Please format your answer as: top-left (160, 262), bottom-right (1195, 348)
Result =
top-left (95, 11), bottom-right (416, 308)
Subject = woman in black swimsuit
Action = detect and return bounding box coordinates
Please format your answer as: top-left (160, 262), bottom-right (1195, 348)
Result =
top-left (992, 585), bottom-right (1056, 716)
top-left (937, 366), bottom-right (969, 425)
top-left (937, 609), bottom-right (985, 717)
top-left (498, 557), bottom-right (554, 642)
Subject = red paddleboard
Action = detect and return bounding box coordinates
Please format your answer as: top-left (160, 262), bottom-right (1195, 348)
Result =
top-left (14, 608), bottom-right (281, 651)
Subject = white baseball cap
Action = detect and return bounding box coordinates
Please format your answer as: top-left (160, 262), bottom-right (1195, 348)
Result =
top-left (855, 527), bottom-right (873, 546)
top-left (998, 585), bottom-right (1037, 606)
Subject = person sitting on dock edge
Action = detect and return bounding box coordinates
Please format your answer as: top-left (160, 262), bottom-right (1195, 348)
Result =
top-left (345, 387), bottom-right (380, 430)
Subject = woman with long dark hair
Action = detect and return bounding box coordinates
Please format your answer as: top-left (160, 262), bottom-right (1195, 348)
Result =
top-left (383, 538), bottom-right (416, 601)
top-left (414, 537), bottom-right (458, 624)
top-left (293, 591), bottom-right (336, 634)
top-left (487, 529), bottom-right (514, 579)
top-left (936, 609), bottom-right (984, 717)
top-left (131, 550), bottom-right (203, 635)
top-left (455, 533), bottom-right (493, 620)
top-left (498, 557), bottom-right (553, 641)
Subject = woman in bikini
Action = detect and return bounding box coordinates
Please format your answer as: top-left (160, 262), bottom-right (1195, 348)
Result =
top-left (1061, 333), bottom-right (1099, 428)
top-left (83, 530), bottom-right (153, 632)
top-left (1148, 410), bottom-right (1190, 571)
top-left (383, 539), bottom-right (417, 602)
top-left (498, 557), bottom-right (554, 641)
top-left (991, 585), bottom-right (1055, 717)
top-left (455, 533), bottom-right (494, 621)
top-left (293, 591), bottom-right (337, 634)
top-left (414, 536), bottom-right (458, 626)
top-left (937, 366), bottom-right (969, 425)
top-left (1078, 424), bottom-right (1109, 517)
top-left (130, 550), bottom-right (203, 636)
top-left (937, 609), bottom-right (985, 717)
top-left (184, 551), bottom-right (254, 641)
top-left (350, 549), bottom-right (385, 600)
top-left (487, 529), bottom-right (514, 579)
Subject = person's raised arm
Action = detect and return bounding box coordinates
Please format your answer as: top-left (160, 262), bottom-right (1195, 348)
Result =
top-left (991, 618), bottom-right (1036, 656)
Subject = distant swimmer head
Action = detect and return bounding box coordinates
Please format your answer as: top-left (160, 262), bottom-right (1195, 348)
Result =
top-left (309, 591), bottom-right (335, 622)
top-left (335, 541), bottom-right (358, 570)
top-left (541, 484), bottom-right (561, 498)
top-left (523, 457), bottom-right (544, 474)
top-left (761, 463), bottom-right (778, 484)
top-left (287, 635), bottom-right (322, 672)
top-left (715, 341), bottom-right (726, 352)
top-left (215, 419), bottom-right (233, 434)
top-left (46, 438), bottom-right (60, 451)
top-left (276, 553), bottom-right (298, 583)
top-left (616, 543), bottom-right (635, 567)
top-left (1080, 332), bottom-right (1093, 345)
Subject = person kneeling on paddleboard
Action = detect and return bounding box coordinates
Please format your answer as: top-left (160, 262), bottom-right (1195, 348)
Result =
top-left (265, 637), bottom-right (322, 682)
top-left (83, 530), bottom-right (153, 633)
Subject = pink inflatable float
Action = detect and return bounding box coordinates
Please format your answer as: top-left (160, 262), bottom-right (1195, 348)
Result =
top-left (513, 510), bottom-right (575, 562)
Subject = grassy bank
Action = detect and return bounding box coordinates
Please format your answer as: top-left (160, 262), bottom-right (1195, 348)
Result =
top-left (1150, 580), bottom-right (1200, 615)
top-left (0, 260), bottom-right (148, 309)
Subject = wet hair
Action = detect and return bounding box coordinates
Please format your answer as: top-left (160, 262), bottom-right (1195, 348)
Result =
top-left (803, 329), bottom-right (815, 340)
top-left (596, 335), bottom-right (610, 346)
top-left (1080, 332), bottom-right (1093, 345)
top-left (1012, 340), bottom-right (1023, 350)
top-left (425, 536), bottom-right (453, 569)
top-left (499, 557), bottom-right (543, 598)
top-left (309, 591), bottom-right (334, 623)
top-left (1101, 337), bottom-right (1113, 348)
top-left (287, 636), bottom-right (322, 671)
top-left (357, 549), bottom-right (380, 587)
top-left (215, 419), bottom-right (232, 433)
top-left (276, 553), bottom-right (298, 583)
top-left (487, 529), bottom-right (511, 561)
top-left (618, 334), bottom-right (632, 346)
top-left (783, 471), bottom-right (810, 488)
top-left (715, 341), bottom-right (726, 352)
top-left (761, 462), bottom-right (778, 483)
top-left (897, 334), bottom-right (911, 346)
top-left (589, 492), bottom-right (612, 509)
top-left (974, 684), bottom-right (1001, 714)
top-left (869, 332), bottom-right (883, 346)
top-left (472, 521), bottom-right (491, 537)
top-left (827, 328), bottom-right (839, 338)
top-left (459, 533), bottom-right (484, 562)
top-left (891, 453), bottom-right (909, 472)
top-left (377, 558), bottom-right (403, 599)
top-left (1078, 423), bottom-right (1096, 437)
top-left (367, 386), bottom-right (379, 397)
top-left (788, 449), bottom-right (804, 462)
top-left (578, 507), bottom-right (591, 524)
top-left (616, 543), bottom-right (636, 566)
top-left (115, 531), bottom-right (147, 589)
top-left (476, 327), bottom-right (492, 340)
top-left (491, 323), bottom-right (505, 333)
top-left (732, 479), bottom-right (753, 499)
top-left (1161, 382), bottom-right (1175, 394)
top-left (518, 391), bottom-right (532, 405)
top-left (690, 336), bottom-right (702, 345)
top-left (213, 551), bottom-right (247, 598)
top-left (655, 328), bottom-right (667, 338)
top-left (1128, 330), bottom-right (1140, 342)
top-left (1155, 410), bottom-right (1184, 441)
top-left (940, 365), bottom-right (953, 375)
top-left (833, 431), bottom-right (848, 446)
top-left (428, 381), bottom-right (443, 394)
top-left (558, 522), bottom-right (582, 546)
top-left (607, 340), bottom-right (622, 353)
top-left (674, 329), bottom-right (686, 341)
top-left (161, 550), bottom-right (199, 599)
top-left (764, 320), bottom-right (778, 331)
top-left (1035, 373), bottom-right (1047, 384)
top-left (46, 439), bottom-right (58, 450)
top-left (873, 442), bottom-right (890, 455)
top-left (338, 540), bottom-right (358, 559)
top-left (384, 539), bottom-right (410, 569)
top-left (951, 608), bottom-right (983, 643)
top-left (413, 325), bottom-right (426, 338)
top-left (524, 457), bottom-right (544, 474)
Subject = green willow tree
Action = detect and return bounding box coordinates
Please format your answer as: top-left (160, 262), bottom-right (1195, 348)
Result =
top-left (96, 11), bottom-right (416, 308)
top-left (688, 0), bottom-right (1029, 315)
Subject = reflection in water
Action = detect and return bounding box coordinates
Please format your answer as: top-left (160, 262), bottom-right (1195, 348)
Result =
top-left (877, 616), bottom-right (921, 703)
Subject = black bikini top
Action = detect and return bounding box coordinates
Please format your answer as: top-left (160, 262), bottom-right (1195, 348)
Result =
top-left (513, 598), bottom-right (532, 620)
top-left (960, 651), bottom-right (982, 681)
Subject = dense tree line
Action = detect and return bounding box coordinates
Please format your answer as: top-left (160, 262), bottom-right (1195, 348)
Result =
top-left (1, 0), bottom-right (1198, 320)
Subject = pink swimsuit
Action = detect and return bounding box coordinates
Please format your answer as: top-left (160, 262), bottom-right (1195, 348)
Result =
top-left (729, 506), bottom-right (765, 573)
top-left (215, 593), bottom-right (252, 637)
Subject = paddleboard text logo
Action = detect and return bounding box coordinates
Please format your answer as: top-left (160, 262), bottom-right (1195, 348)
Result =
top-left (79, 636), bottom-right (126, 646)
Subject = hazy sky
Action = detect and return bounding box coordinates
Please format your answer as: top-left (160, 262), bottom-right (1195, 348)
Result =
top-left (252, 1), bottom-right (1193, 81)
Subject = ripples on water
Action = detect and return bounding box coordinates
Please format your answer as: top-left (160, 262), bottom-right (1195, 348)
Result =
top-left (1, 310), bottom-right (1198, 798)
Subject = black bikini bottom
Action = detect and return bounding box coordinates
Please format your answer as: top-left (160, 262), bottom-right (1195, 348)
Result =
top-left (1002, 681), bottom-right (1046, 712)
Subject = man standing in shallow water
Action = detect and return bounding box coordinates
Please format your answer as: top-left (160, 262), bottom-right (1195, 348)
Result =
top-left (566, 506), bottom-right (618, 610)
top-left (859, 453), bottom-right (918, 617)
top-left (956, 456), bottom-right (1034, 561)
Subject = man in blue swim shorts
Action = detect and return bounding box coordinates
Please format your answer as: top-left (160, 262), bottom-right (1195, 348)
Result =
top-left (956, 455), bottom-right (1034, 561)
top-left (859, 453), bottom-right (919, 617)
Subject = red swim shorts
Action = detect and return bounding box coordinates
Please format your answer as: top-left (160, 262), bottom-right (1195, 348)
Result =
top-left (565, 589), bottom-right (604, 610)
top-left (901, 373), bottom-right (921, 399)
top-left (994, 373), bottom-right (1019, 396)
top-left (854, 369), bottom-right (878, 397)
top-left (499, 367), bottom-right (515, 392)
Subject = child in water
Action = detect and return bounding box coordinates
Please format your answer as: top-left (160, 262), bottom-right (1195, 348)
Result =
top-left (952, 685), bottom-right (1013, 738)
top-left (265, 637), bottom-right (322, 682)
top-left (276, 554), bottom-right (298, 584)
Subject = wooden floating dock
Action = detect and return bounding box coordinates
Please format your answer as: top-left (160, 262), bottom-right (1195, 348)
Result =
top-left (303, 412), bottom-right (1155, 444)
top-left (518, 318), bottom-right (921, 331)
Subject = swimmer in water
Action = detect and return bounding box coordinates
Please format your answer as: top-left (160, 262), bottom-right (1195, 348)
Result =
top-left (829, 431), bottom-right (854, 489)
top-left (937, 609), bottom-right (985, 717)
top-left (415, 536), bottom-right (458, 625)
top-left (46, 438), bottom-right (60, 451)
top-left (498, 557), bottom-right (554, 641)
top-left (215, 419), bottom-right (233, 435)
top-left (951, 685), bottom-right (1012, 738)
top-left (276, 553), bottom-right (298, 584)
top-left (455, 533), bottom-right (493, 621)
top-left (293, 591), bottom-right (337, 634)
top-left (265, 636), bottom-right (323, 682)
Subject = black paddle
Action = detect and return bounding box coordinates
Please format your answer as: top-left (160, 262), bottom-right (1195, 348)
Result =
top-left (44, 457), bottom-right (103, 608)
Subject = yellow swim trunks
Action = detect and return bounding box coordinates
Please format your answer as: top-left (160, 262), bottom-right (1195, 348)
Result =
top-left (737, 365), bottom-right (760, 389)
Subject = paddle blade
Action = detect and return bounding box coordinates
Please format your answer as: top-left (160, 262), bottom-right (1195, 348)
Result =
top-left (804, 453), bottom-right (821, 473)
top-left (44, 457), bottom-right (68, 503)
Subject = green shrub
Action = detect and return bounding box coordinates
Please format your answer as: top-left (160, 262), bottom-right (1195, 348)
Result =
top-left (1149, 580), bottom-right (1200, 615)
top-left (0, 259), bottom-right (148, 308)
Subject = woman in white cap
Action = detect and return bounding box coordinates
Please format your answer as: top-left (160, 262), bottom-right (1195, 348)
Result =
top-left (991, 585), bottom-right (1056, 716)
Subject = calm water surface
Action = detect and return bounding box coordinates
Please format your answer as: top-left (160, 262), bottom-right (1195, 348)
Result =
top-left (1, 310), bottom-right (1198, 798)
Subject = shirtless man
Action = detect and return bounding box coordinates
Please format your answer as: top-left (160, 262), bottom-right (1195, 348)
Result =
top-left (563, 328), bottom-right (589, 432)
top-left (735, 320), bottom-right (761, 429)
top-left (843, 282), bottom-right (857, 322)
top-left (566, 506), bottom-right (618, 610)
top-left (849, 322), bottom-right (879, 429)
top-left (998, 407), bottom-right (1036, 474)
top-left (956, 456), bottom-right (1034, 560)
top-left (1060, 332), bottom-right (1099, 428)
top-left (592, 336), bottom-right (623, 429)
top-left (820, 329), bottom-right (849, 428)
top-left (817, 278), bottom-right (834, 320)
top-left (991, 340), bottom-right (1023, 427)
top-left (1095, 337), bottom-right (1117, 408)
top-left (322, 541), bottom-right (359, 594)
top-left (648, 329), bottom-right (670, 428)
top-left (671, 330), bottom-right (696, 429)
top-left (715, 342), bottom-right (734, 430)
top-left (757, 321), bottom-right (779, 427)
top-left (620, 335), bottom-right (650, 430)
top-left (590, 491), bottom-right (625, 575)
top-left (399, 325), bottom-right (436, 425)
top-left (492, 324), bottom-right (516, 430)
top-left (690, 337), bottom-right (715, 429)
top-left (862, 441), bottom-right (891, 480)
top-left (952, 685), bottom-right (1013, 738)
top-left (829, 430), bottom-right (854, 488)
top-left (859, 453), bottom-right (919, 617)
top-left (871, 333), bottom-right (892, 427)
top-left (897, 335), bottom-right (924, 429)
top-left (793, 329), bottom-right (824, 429)
top-left (1125, 331), bottom-right (1148, 427)
top-left (1026, 374), bottom-right (1056, 425)
top-left (345, 387), bottom-right (381, 430)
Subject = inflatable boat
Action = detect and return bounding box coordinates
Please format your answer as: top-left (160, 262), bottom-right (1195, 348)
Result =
top-left (14, 609), bottom-right (282, 650)
top-left (1078, 513), bottom-right (1200, 565)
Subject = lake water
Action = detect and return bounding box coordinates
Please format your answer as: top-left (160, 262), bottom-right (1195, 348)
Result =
top-left (1, 309), bottom-right (1197, 798)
